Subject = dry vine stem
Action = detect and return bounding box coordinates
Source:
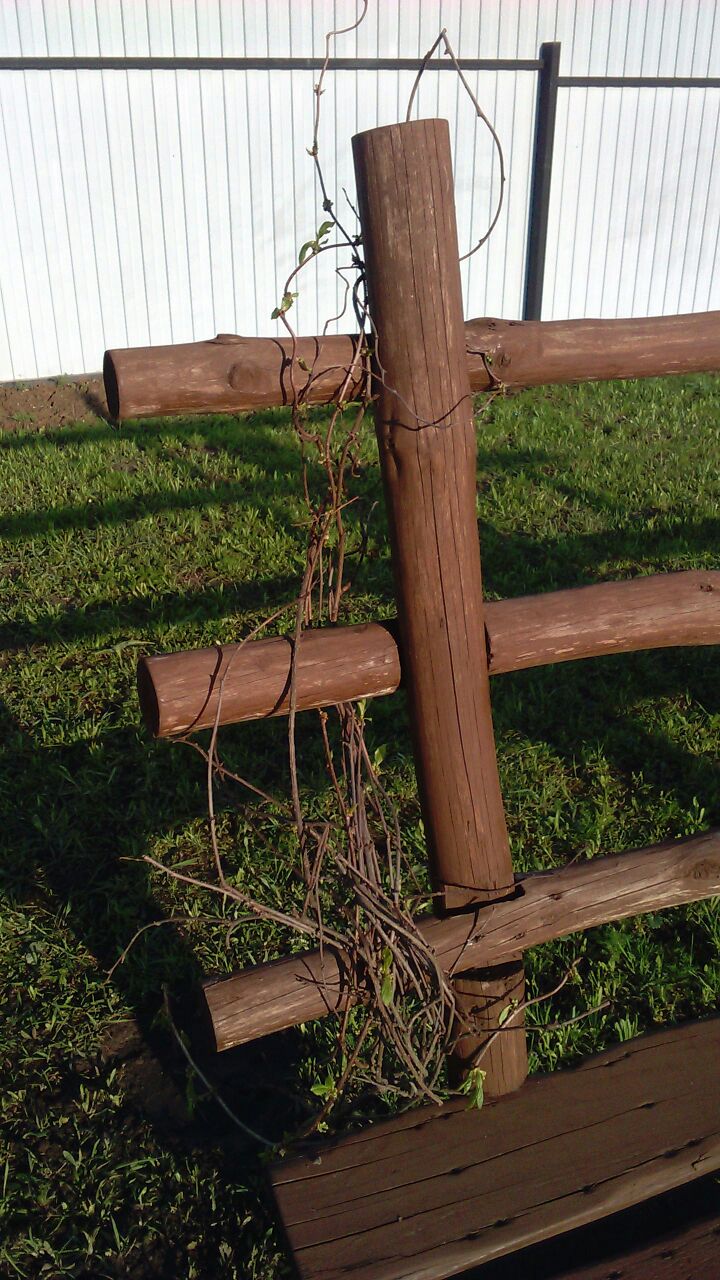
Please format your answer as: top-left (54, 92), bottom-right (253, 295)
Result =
top-left (406, 28), bottom-right (506, 259)
top-left (144, 12), bottom-right (546, 1125)
top-left (263, 6), bottom-right (471, 1111)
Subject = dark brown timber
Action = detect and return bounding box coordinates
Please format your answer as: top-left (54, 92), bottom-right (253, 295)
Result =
top-left (104, 310), bottom-right (720, 420)
top-left (137, 570), bottom-right (720, 738)
top-left (550, 1195), bottom-right (720, 1280)
top-left (203, 828), bottom-right (720, 1052)
top-left (270, 1017), bottom-right (720, 1280)
top-left (352, 118), bottom-right (526, 1091)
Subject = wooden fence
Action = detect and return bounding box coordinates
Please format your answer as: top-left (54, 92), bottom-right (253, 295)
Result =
top-left (109, 117), bottom-right (720, 1279)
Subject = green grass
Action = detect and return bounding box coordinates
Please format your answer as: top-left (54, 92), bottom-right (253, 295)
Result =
top-left (1, 377), bottom-right (719, 1277)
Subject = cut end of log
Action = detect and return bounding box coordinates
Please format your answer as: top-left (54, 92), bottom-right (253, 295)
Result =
top-left (137, 658), bottom-right (161, 737)
top-left (103, 349), bottom-right (120, 420)
top-left (201, 977), bottom-right (230, 1054)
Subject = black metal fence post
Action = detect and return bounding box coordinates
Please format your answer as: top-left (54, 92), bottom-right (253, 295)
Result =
top-left (523, 41), bottom-right (561, 321)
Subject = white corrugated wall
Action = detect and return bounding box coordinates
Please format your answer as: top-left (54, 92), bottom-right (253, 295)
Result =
top-left (0, 1), bottom-right (719, 380)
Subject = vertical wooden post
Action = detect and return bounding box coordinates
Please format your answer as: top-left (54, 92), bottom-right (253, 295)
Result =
top-left (352, 119), bottom-right (527, 1095)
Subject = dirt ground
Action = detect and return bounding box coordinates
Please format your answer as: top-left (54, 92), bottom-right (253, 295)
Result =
top-left (0, 374), bottom-right (109, 432)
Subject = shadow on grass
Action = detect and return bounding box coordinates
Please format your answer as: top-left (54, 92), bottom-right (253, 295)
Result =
top-left (369, 643), bottom-right (720, 847)
top-left (0, 413), bottom-right (323, 543)
top-left (0, 706), bottom-right (201, 1004)
top-left (0, 577), bottom-right (302, 650)
top-left (0, 698), bottom-right (317, 1151)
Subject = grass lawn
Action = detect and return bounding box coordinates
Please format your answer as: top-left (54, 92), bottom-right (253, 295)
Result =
top-left (1, 375), bottom-right (719, 1278)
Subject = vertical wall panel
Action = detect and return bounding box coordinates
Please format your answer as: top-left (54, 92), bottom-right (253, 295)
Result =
top-left (65, 1), bottom-right (100, 55)
top-left (544, 82), bottom-right (720, 320)
top-left (0, 72), bottom-right (62, 376)
top-left (100, 70), bottom-right (152, 346)
top-left (0, 6), bottom-right (22, 56)
top-left (0, 84), bottom-right (38, 377)
top-left (1, 1), bottom-right (719, 378)
top-left (243, 70), bottom-right (279, 333)
top-left (0, 292), bottom-right (13, 383)
top-left (12, 1), bottom-right (48, 55)
top-left (49, 70), bottom-right (105, 366)
top-left (74, 71), bottom-right (128, 349)
top-left (222, 63), bottom-right (261, 336)
top-left (123, 69), bottom-right (172, 343)
top-left (196, 70), bottom-right (235, 337)
top-left (173, 68), bottom-right (215, 339)
top-left (690, 91), bottom-right (720, 312)
top-left (149, 72), bottom-right (194, 343)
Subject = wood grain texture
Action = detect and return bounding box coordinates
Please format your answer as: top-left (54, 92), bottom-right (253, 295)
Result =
top-left (552, 1214), bottom-right (720, 1280)
top-left (203, 829), bottom-right (720, 1051)
top-left (450, 962), bottom-right (526, 1081)
top-left (137, 621), bottom-right (402, 738)
top-left (352, 118), bottom-right (525, 1091)
top-left (450, 1175), bottom-right (720, 1280)
top-left (352, 118), bottom-right (511, 902)
top-left (104, 311), bottom-right (720, 420)
top-left (270, 1017), bottom-right (720, 1280)
top-left (137, 571), bottom-right (720, 737)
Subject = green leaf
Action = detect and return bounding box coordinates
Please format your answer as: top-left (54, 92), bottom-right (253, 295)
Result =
top-left (459, 1066), bottom-right (486, 1110)
top-left (271, 291), bottom-right (299, 321)
top-left (380, 947), bottom-right (394, 1004)
top-left (381, 971), bottom-right (394, 1005)
top-left (310, 1070), bottom-right (337, 1100)
top-left (498, 1001), bottom-right (515, 1027)
top-left (298, 240), bottom-right (317, 266)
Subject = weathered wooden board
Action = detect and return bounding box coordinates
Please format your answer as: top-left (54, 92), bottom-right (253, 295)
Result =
top-left (271, 1018), bottom-right (720, 1280)
top-left (553, 1214), bottom-right (720, 1280)
top-left (453, 1175), bottom-right (720, 1279)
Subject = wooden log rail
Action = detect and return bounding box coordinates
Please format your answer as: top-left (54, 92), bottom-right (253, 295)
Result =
top-left (104, 310), bottom-right (720, 421)
top-left (138, 570), bottom-right (720, 738)
top-left (204, 829), bottom-right (720, 1052)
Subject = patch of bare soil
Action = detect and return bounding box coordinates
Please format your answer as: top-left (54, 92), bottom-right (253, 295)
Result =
top-left (0, 374), bottom-right (109, 432)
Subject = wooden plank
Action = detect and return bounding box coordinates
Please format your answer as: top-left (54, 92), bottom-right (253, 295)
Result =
top-left (203, 829), bottom-right (720, 1050)
top-left (351, 116), bottom-right (526, 1090)
top-left (270, 1018), bottom-right (720, 1280)
top-left (444, 1176), bottom-right (720, 1279)
top-left (138, 570), bottom-right (720, 738)
top-left (554, 1214), bottom-right (720, 1280)
top-left (104, 310), bottom-right (720, 420)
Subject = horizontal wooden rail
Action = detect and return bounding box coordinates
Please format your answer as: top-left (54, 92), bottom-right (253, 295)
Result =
top-left (203, 828), bottom-right (720, 1051)
top-left (138, 571), bottom-right (720, 737)
top-left (104, 310), bottom-right (720, 419)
